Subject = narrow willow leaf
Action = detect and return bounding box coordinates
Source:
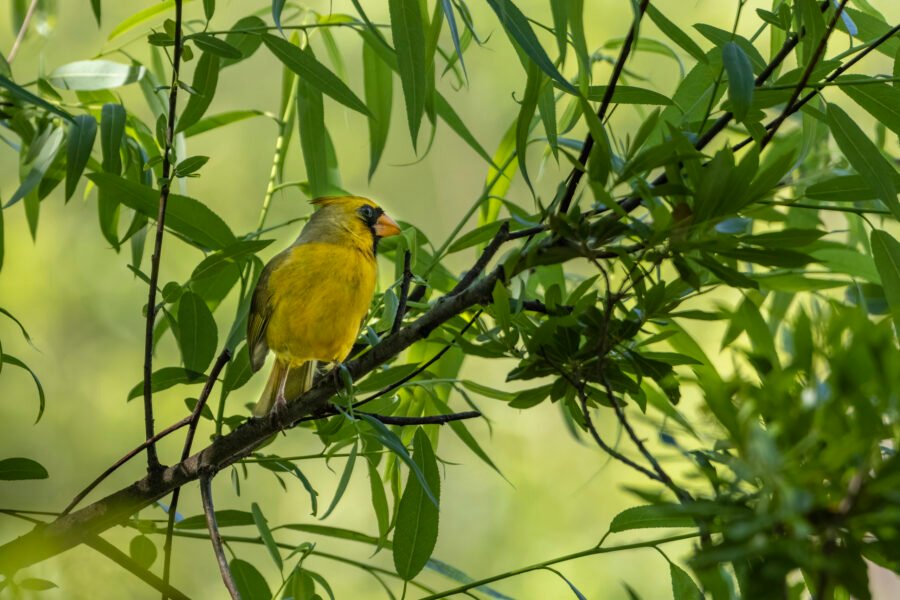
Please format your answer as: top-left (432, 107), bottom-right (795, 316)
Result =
top-left (175, 51), bottom-right (219, 133)
top-left (609, 504), bottom-right (694, 532)
top-left (296, 59), bottom-right (331, 199)
top-left (358, 414), bottom-right (438, 506)
top-left (544, 568), bottom-right (587, 600)
top-left (6, 127), bottom-right (64, 208)
top-left (222, 15), bottom-right (266, 68)
top-left (838, 75), bottom-right (900, 137)
top-left (320, 441), bottom-right (358, 520)
top-left (48, 60), bottom-right (145, 91)
top-left (177, 291), bottom-right (218, 373)
top-left (90, 0), bottom-right (101, 25)
top-left (108, 0), bottom-right (193, 41)
top-left (272, 0), bottom-right (286, 34)
top-left (515, 59), bottom-right (542, 192)
top-left (174, 155), bottom-right (209, 177)
top-left (126, 367), bottom-right (205, 401)
top-left (100, 103), bottom-right (125, 174)
top-left (693, 25), bottom-right (765, 71)
top-left (722, 42), bottom-right (753, 121)
top-left (18, 579), bottom-right (57, 591)
top-left (230, 559), bottom-right (271, 600)
top-left (584, 85), bottom-right (672, 105)
top-left (549, 0), bottom-right (568, 63)
top-left (363, 41), bottom-right (393, 179)
top-left (389, 0), bottom-right (427, 148)
top-left (202, 0), bottom-right (215, 20)
top-left (440, 0), bottom-right (467, 79)
top-left (263, 34), bottom-right (369, 116)
top-left (671, 562), bottom-right (703, 600)
top-left (183, 109), bottom-right (266, 137)
top-left (538, 80), bottom-right (558, 159)
top-left (872, 230), bottom-right (900, 335)
top-left (484, 0), bottom-right (574, 92)
top-left (65, 114), bottom-right (97, 201)
top-left (176, 510), bottom-right (254, 529)
top-left (393, 428), bottom-right (441, 580)
top-left (367, 458), bottom-right (390, 540)
top-left (250, 502), bottom-right (283, 572)
top-left (0, 75), bottom-right (74, 121)
top-left (825, 103), bottom-right (900, 219)
top-left (0, 457), bottom-right (48, 480)
top-left (87, 173), bottom-right (236, 249)
top-left (190, 33), bottom-right (242, 60)
top-left (646, 5), bottom-right (707, 64)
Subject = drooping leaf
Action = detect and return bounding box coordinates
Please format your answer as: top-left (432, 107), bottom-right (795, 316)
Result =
top-left (108, 0), bottom-right (193, 41)
top-left (838, 74), bottom-right (900, 138)
top-left (722, 42), bottom-right (754, 121)
top-left (65, 114), bottom-right (97, 201)
top-left (320, 440), bottom-right (358, 520)
top-left (609, 504), bottom-right (695, 532)
top-left (251, 502), bottom-right (283, 572)
top-left (646, 4), bottom-right (707, 64)
top-left (230, 558), bottom-right (272, 600)
top-left (183, 110), bottom-right (267, 137)
top-left (177, 291), bottom-right (218, 373)
top-left (393, 428), bottom-right (441, 580)
top-left (515, 59), bottom-right (541, 192)
top-left (48, 60), bottom-right (145, 91)
top-left (190, 33), bottom-right (242, 60)
top-left (872, 230), bottom-right (900, 335)
top-left (6, 127), bottom-right (64, 208)
top-left (440, 0), bottom-right (467, 79)
top-left (388, 0), bottom-right (427, 148)
top-left (363, 40), bottom-right (393, 179)
top-left (0, 75), bottom-right (75, 122)
top-left (175, 51), bottom-right (220, 133)
top-left (127, 367), bottom-right (205, 401)
top-left (0, 457), bottom-right (48, 480)
top-left (176, 510), bottom-right (254, 529)
top-left (670, 562), bottom-right (703, 600)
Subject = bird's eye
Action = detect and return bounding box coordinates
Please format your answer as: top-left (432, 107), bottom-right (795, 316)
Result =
top-left (358, 205), bottom-right (376, 224)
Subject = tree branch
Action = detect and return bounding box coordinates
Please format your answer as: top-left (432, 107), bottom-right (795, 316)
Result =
top-left (391, 250), bottom-right (413, 334)
top-left (6, 0), bottom-right (38, 63)
top-left (199, 473), bottom-right (240, 599)
top-left (360, 410), bottom-right (481, 426)
top-left (85, 535), bottom-right (191, 600)
top-left (143, 0), bottom-right (185, 473)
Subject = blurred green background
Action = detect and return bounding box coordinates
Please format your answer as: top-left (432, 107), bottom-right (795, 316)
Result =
top-left (1, 1), bottom-right (898, 598)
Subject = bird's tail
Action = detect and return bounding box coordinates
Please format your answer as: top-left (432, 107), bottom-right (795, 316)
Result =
top-left (253, 359), bottom-right (318, 416)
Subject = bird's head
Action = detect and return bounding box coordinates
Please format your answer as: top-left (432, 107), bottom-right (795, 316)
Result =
top-left (305, 196), bottom-right (401, 256)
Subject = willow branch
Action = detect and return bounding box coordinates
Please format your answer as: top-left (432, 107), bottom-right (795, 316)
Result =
top-left (392, 250), bottom-right (413, 334)
top-left (6, 0), bottom-right (38, 62)
top-left (200, 473), bottom-right (240, 600)
top-left (360, 410), bottom-right (481, 426)
top-left (143, 0), bottom-right (185, 473)
top-left (85, 536), bottom-right (191, 600)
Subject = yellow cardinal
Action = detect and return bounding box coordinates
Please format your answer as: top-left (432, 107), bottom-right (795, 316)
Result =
top-left (248, 196), bottom-right (401, 417)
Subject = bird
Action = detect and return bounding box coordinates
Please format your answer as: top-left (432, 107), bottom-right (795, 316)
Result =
top-left (247, 196), bottom-right (401, 420)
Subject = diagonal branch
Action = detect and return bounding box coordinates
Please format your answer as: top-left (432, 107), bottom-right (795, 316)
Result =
top-left (142, 0), bottom-right (185, 473)
top-left (360, 410), bottom-right (481, 425)
top-left (6, 0), bottom-right (38, 63)
top-left (199, 473), bottom-right (240, 599)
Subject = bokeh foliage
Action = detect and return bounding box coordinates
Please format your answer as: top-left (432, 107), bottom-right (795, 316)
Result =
top-left (1, 0), bottom-right (899, 598)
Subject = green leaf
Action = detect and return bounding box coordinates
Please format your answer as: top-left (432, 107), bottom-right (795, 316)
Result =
top-left (129, 535), bottom-right (157, 569)
top-left (127, 366), bottom-right (205, 401)
top-left (191, 239), bottom-right (272, 282)
top-left (190, 33), bottom-right (242, 60)
top-left (320, 440), bottom-right (358, 520)
top-left (0, 203), bottom-right (4, 271)
top-left (693, 24), bottom-right (765, 71)
top-left (584, 85), bottom-right (672, 105)
top-left (100, 103), bottom-right (125, 174)
top-left (434, 93), bottom-right (494, 165)
top-left (19, 579), bottom-right (57, 591)
top-left (176, 510), bottom-right (254, 529)
top-left (183, 109), bottom-right (267, 137)
top-left (90, 0), bottom-right (101, 25)
top-left (838, 74), bottom-right (900, 138)
top-left (646, 5), bottom-right (707, 64)
top-left (393, 428), bottom-right (441, 580)
top-left (0, 75), bottom-right (74, 121)
top-left (174, 155), bottom-right (209, 177)
top-left (363, 41), bottom-right (393, 179)
top-left (202, 0), bottom-right (215, 20)
top-left (108, 0), bottom-right (193, 40)
top-left (262, 34), bottom-right (369, 116)
top-left (175, 51), bottom-right (220, 133)
top-left (670, 562), bottom-right (703, 600)
top-left (48, 60), bottom-right (145, 91)
top-left (2, 354), bottom-right (46, 422)
top-left (484, 0), bottom-right (574, 93)
top-left (825, 103), bottom-right (899, 219)
top-left (0, 457), bottom-right (48, 480)
top-left (440, 0), bottom-right (467, 79)
top-left (609, 504), bottom-right (695, 532)
top-left (251, 502), bottom-right (283, 572)
top-left (177, 291), bottom-right (217, 373)
top-left (741, 229), bottom-right (825, 248)
top-left (222, 16), bottom-right (266, 68)
top-left (65, 114), bottom-right (97, 201)
top-left (230, 558), bottom-right (272, 600)
top-left (6, 127), bottom-right (65, 208)
top-left (388, 0), bottom-right (427, 148)
top-left (515, 59), bottom-right (542, 192)
top-left (272, 0), bottom-right (286, 34)
top-left (296, 59), bottom-right (332, 199)
top-left (804, 174), bottom-right (899, 202)
top-left (722, 42), bottom-right (753, 121)
top-left (366, 458), bottom-right (390, 540)
top-left (358, 414), bottom-right (438, 506)
top-left (87, 173), bottom-right (236, 249)
top-left (872, 230), bottom-right (900, 335)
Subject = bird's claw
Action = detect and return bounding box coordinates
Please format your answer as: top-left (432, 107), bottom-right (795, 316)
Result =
top-left (269, 395), bottom-right (291, 429)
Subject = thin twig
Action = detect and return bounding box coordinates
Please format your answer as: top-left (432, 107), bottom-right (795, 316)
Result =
top-left (200, 472), bottom-right (241, 600)
top-left (392, 250), bottom-right (413, 334)
top-left (359, 410), bottom-right (481, 425)
top-left (558, 0), bottom-right (651, 214)
top-left (6, 0), bottom-right (38, 63)
top-left (256, 78), bottom-right (299, 231)
top-left (162, 349), bottom-right (232, 598)
top-left (85, 536), bottom-right (192, 600)
top-left (60, 416), bottom-right (192, 516)
top-left (759, 0), bottom-right (849, 149)
top-left (143, 0), bottom-right (185, 473)
top-left (449, 222), bottom-right (510, 296)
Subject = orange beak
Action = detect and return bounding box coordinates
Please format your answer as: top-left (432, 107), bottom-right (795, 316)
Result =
top-left (374, 212), bottom-right (401, 237)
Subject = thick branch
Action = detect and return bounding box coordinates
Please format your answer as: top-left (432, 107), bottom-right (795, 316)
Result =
top-left (143, 0), bottom-right (185, 473)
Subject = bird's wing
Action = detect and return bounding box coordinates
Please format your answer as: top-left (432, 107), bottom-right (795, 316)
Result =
top-left (247, 248), bottom-right (291, 372)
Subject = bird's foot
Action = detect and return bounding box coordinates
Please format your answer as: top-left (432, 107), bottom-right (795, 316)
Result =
top-left (269, 394), bottom-right (292, 430)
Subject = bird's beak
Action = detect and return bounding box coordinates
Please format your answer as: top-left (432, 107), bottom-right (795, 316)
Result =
top-left (374, 213), bottom-right (401, 237)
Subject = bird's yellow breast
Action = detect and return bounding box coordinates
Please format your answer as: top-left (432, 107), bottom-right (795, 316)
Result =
top-left (265, 242), bottom-right (377, 365)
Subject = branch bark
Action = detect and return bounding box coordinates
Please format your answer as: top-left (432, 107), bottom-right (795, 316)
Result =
top-left (200, 473), bottom-right (240, 599)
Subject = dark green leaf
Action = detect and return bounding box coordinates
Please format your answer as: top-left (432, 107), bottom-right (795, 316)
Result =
top-left (127, 366), bottom-right (205, 401)
top-left (48, 60), bottom-right (145, 91)
top-left (584, 85), bottom-right (672, 105)
top-left (722, 42), bottom-right (753, 121)
top-left (440, 0), bottom-right (467, 79)
top-left (0, 75), bottom-right (74, 121)
top-left (0, 457), bottom-right (48, 480)
top-left (363, 41), bottom-right (393, 179)
top-left (177, 291), bottom-right (217, 373)
top-left (320, 440), bottom-right (358, 519)
top-left (65, 114), bottom-right (97, 201)
top-left (230, 558), bottom-right (272, 600)
top-left (741, 229), bottom-right (826, 248)
top-left (671, 562), bottom-right (703, 600)
top-left (251, 502), bottom-right (283, 571)
top-left (805, 174), bottom-right (900, 202)
top-left (872, 230), bottom-right (900, 335)
top-left (366, 458), bottom-right (390, 540)
top-left (6, 127), bottom-right (64, 208)
top-left (19, 579), bottom-right (57, 591)
top-left (272, 0), bottom-right (286, 34)
top-left (646, 5), bottom-right (707, 64)
top-left (2, 354), bottom-right (46, 422)
top-left (393, 428), bottom-right (441, 580)
top-left (174, 155), bottom-right (209, 177)
top-left (388, 0), bottom-right (427, 148)
top-left (87, 173), bottom-right (236, 249)
top-left (609, 504), bottom-right (695, 532)
top-left (296, 56), bottom-right (336, 199)
top-left (825, 103), bottom-right (899, 219)
top-left (183, 110), bottom-right (267, 137)
top-left (693, 24), bottom-right (765, 71)
top-left (176, 510), bottom-right (254, 529)
top-left (129, 535), bottom-right (157, 569)
top-left (359, 414), bottom-right (438, 506)
top-left (484, 0), bottom-right (574, 92)
top-left (90, 0), bottom-right (101, 26)
top-left (101, 103), bottom-right (125, 174)
top-left (263, 34), bottom-right (369, 116)
top-left (222, 16), bottom-right (266, 68)
top-left (202, 0), bottom-right (215, 21)
top-left (176, 51), bottom-right (220, 133)
top-left (838, 74), bottom-right (900, 138)
top-left (190, 33), bottom-right (242, 59)
top-left (515, 59), bottom-right (541, 191)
